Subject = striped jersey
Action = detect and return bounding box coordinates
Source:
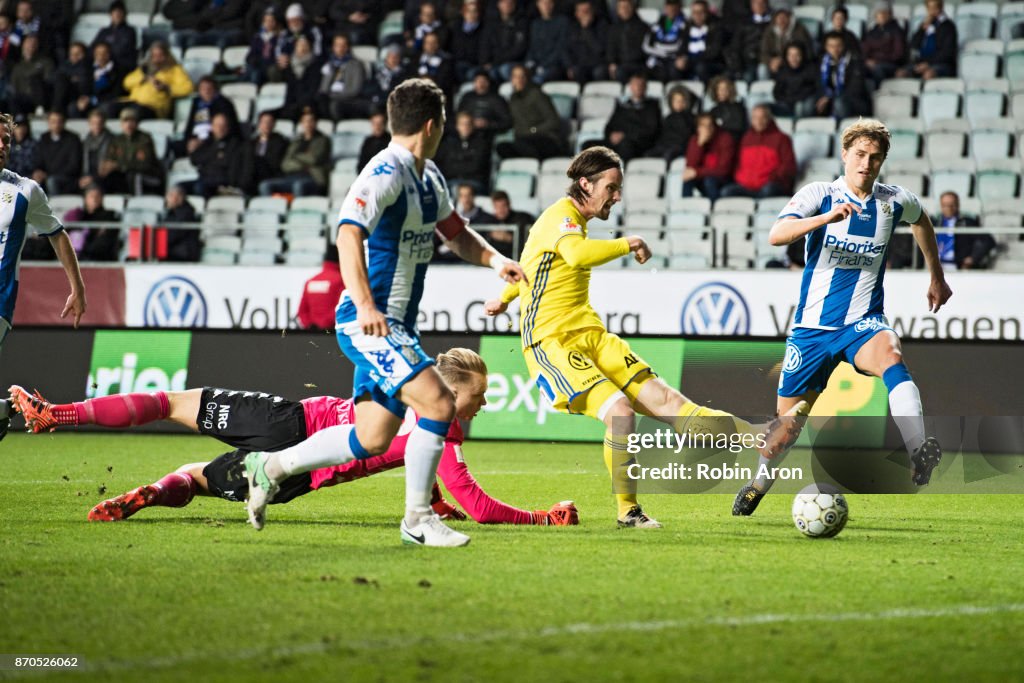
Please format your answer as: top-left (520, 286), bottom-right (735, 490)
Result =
top-left (335, 142), bottom-right (454, 331)
top-left (779, 177), bottom-right (922, 330)
top-left (0, 170), bottom-right (64, 322)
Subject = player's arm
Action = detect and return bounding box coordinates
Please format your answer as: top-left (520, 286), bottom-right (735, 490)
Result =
top-left (769, 204), bottom-right (860, 246)
top-left (436, 213), bottom-right (527, 284)
top-left (336, 221), bottom-right (386, 336)
top-left (555, 232), bottom-right (638, 268)
top-left (484, 281), bottom-right (520, 316)
top-left (47, 230), bottom-right (87, 328)
top-left (907, 212), bottom-right (953, 313)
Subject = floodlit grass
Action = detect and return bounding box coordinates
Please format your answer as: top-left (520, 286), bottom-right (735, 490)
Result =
top-left (2, 433), bottom-right (1023, 682)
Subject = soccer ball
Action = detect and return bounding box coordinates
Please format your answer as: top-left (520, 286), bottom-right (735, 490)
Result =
top-left (792, 485), bottom-right (848, 538)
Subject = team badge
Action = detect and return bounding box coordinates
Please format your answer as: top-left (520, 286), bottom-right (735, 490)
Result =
top-left (1, 192), bottom-right (11, 204)
top-left (568, 351), bottom-right (592, 370)
top-left (399, 345), bottom-right (420, 365)
top-left (560, 217), bottom-right (582, 234)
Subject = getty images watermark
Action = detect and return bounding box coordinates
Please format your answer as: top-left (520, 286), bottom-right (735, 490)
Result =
top-left (610, 416), bottom-right (1024, 494)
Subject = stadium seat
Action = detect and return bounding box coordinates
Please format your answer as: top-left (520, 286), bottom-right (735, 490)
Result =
top-left (919, 92), bottom-right (961, 127)
top-left (126, 196), bottom-right (165, 213)
top-left (960, 51), bottom-right (1002, 81)
top-left (331, 131), bottom-right (365, 160)
top-left (887, 118), bottom-right (924, 159)
top-left (746, 80), bottom-right (775, 112)
top-left (50, 194), bottom-right (83, 216)
top-left (874, 92), bottom-right (916, 120)
top-left (201, 249), bottom-right (238, 265)
top-left (284, 214), bottom-right (326, 239)
top-left (290, 196), bottom-right (330, 214)
top-left (965, 87), bottom-right (1008, 125)
top-left (121, 208), bottom-right (159, 228)
top-left (983, 196), bottom-right (1024, 215)
top-left (352, 45), bottom-right (377, 73)
top-left (377, 10), bottom-right (403, 43)
top-left (274, 119), bottom-right (296, 138)
top-left (971, 120), bottom-right (1016, 160)
top-left (329, 170), bottom-right (358, 199)
top-left (247, 196), bottom-right (288, 215)
top-left (256, 82), bottom-right (288, 116)
top-left (206, 196), bottom-right (245, 214)
top-left (1006, 39), bottom-right (1024, 81)
top-left (71, 13), bottom-right (108, 45)
top-left (884, 172), bottom-right (927, 196)
top-left (229, 97), bottom-right (253, 125)
top-left (793, 5), bottom-right (824, 38)
top-left (238, 251), bottom-right (278, 266)
top-left (793, 117), bottom-right (836, 169)
top-left (222, 82), bottom-right (257, 100)
top-left (284, 250), bottom-right (324, 267)
top-left (625, 158), bottom-right (667, 176)
top-left (624, 213), bottom-right (664, 231)
top-left (494, 170), bottom-right (536, 199)
top-left (205, 234), bottom-right (242, 253)
top-left (221, 46), bottom-right (248, 71)
top-left (976, 159), bottom-right (1022, 200)
top-left (582, 81), bottom-right (623, 99)
top-left (667, 253), bottom-right (712, 270)
top-left (578, 94), bottom-right (617, 121)
top-left (182, 46), bottom-right (221, 84)
top-left (666, 210), bottom-right (707, 229)
top-left (756, 196), bottom-right (790, 214)
top-left (636, 6), bottom-right (659, 24)
top-left (500, 158), bottom-right (541, 175)
top-left (665, 157), bottom-right (687, 209)
top-left (925, 129), bottom-right (967, 163)
top-left (878, 78), bottom-right (921, 96)
top-left (167, 158), bottom-right (199, 189)
top-left (802, 157), bottom-right (842, 183)
top-left (931, 162), bottom-right (976, 197)
top-left (104, 194), bottom-right (127, 214)
top-left (575, 117), bottom-right (607, 152)
top-left (712, 197), bottom-right (755, 215)
top-left (999, 2), bottom-right (1024, 41)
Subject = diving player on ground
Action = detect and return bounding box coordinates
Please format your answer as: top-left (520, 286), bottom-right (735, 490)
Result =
top-left (10, 349), bottom-right (577, 526)
top-left (485, 146), bottom-right (804, 528)
top-left (733, 119), bottom-right (952, 516)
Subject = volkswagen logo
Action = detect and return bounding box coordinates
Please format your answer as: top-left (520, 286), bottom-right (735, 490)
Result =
top-left (783, 343), bottom-right (802, 372)
top-left (680, 282), bottom-right (750, 335)
top-left (144, 276), bottom-right (208, 327)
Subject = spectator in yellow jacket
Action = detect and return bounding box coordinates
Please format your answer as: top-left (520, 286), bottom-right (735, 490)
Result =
top-left (114, 40), bottom-right (193, 119)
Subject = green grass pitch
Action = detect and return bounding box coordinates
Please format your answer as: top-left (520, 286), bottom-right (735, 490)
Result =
top-left (3, 432), bottom-right (1024, 682)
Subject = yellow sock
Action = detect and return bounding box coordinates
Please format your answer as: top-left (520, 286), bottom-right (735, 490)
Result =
top-left (603, 431), bottom-right (638, 518)
top-left (675, 401), bottom-right (756, 437)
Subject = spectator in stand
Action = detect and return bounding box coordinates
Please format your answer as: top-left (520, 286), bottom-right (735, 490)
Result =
top-left (98, 108), bottom-right (164, 195)
top-left (8, 34), bottom-right (54, 115)
top-left (406, 2), bottom-right (448, 53)
top-left (480, 0), bottom-right (530, 82)
top-left (0, 15), bottom-right (21, 69)
top-left (68, 41), bottom-right (121, 119)
top-left (332, 1), bottom-right (380, 46)
top-left (596, 73), bottom-right (661, 162)
top-left (92, 1), bottom-right (137, 70)
top-left (160, 184), bottom-right (201, 262)
top-left (720, 105), bottom-right (795, 198)
top-left (190, 112), bottom-right (251, 198)
top-left (32, 111), bottom-right (83, 196)
top-left (933, 192), bottom-right (996, 270)
top-left (899, 0), bottom-right (956, 79)
top-left (725, 0), bottom-right (773, 83)
top-left (79, 109), bottom-right (114, 190)
top-left (7, 115), bottom-right (35, 177)
top-left (607, 0), bottom-right (649, 82)
top-left (364, 44), bottom-right (407, 113)
top-left (53, 41), bottom-right (92, 116)
top-left (115, 41), bottom-right (194, 120)
top-left (862, 3), bottom-right (908, 85)
top-left (65, 184), bottom-right (121, 262)
top-left (319, 33), bottom-right (367, 121)
top-left (815, 31), bottom-right (871, 118)
top-left (357, 110), bottom-right (391, 172)
top-left (646, 85), bottom-right (695, 162)
top-left (436, 110), bottom-right (492, 194)
top-left (772, 42), bottom-right (818, 118)
top-left (162, 0), bottom-right (246, 49)
top-left (455, 183), bottom-right (497, 225)
top-left (245, 6), bottom-right (286, 85)
top-left (642, 0), bottom-right (686, 83)
top-left (249, 111), bottom-right (289, 190)
top-left (527, 0), bottom-right (570, 84)
top-left (496, 64), bottom-right (564, 160)
top-left (183, 76), bottom-right (241, 156)
top-left (448, 0), bottom-right (485, 83)
top-left (568, 0), bottom-right (608, 85)
top-left (412, 31), bottom-right (455, 99)
top-left (760, 7), bottom-right (814, 81)
top-left (457, 71), bottom-right (513, 135)
top-left (682, 113), bottom-right (735, 200)
top-left (677, 0), bottom-right (725, 82)
top-left (278, 35), bottom-right (322, 121)
top-left (297, 244), bottom-right (344, 330)
top-left (279, 3), bottom-right (324, 60)
top-left (488, 190), bottom-right (534, 259)
top-left (13, 0), bottom-right (49, 58)
top-left (823, 7), bottom-right (862, 57)
top-left (708, 76), bottom-right (747, 140)
top-left (259, 107), bottom-right (331, 196)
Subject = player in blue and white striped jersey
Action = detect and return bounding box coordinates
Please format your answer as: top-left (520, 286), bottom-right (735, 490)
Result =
top-left (0, 112), bottom-right (87, 440)
top-left (243, 79), bottom-right (526, 546)
top-left (734, 119), bottom-right (953, 515)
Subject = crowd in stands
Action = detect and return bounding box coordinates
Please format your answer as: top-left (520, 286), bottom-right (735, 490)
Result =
top-left (0, 0), bottom-right (1018, 269)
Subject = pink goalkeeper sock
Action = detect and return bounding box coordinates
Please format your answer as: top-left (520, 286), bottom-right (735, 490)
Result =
top-left (69, 392), bottom-right (171, 427)
top-left (151, 472), bottom-right (196, 508)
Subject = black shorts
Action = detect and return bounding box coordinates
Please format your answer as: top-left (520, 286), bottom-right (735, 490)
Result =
top-left (202, 449), bottom-right (314, 505)
top-left (196, 387), bottom-right (307, 452)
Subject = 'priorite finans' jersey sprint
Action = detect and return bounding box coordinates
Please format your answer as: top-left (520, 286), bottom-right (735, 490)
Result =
top-left (779, 177), bottom-right (923, 330)
top-left (0, 169), bottom-right (64, 322)
top-left (334, 142), bottom-right (455, 331)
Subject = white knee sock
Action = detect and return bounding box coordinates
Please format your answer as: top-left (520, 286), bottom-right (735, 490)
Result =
top-left (889, 381), bottom-right (926, 455)
top-left (403, 424), bottom-right (446, 525)
top-left (266, 424), bottom-right (359, 480)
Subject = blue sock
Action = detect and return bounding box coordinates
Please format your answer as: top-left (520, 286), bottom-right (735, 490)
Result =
top-left (349, 428), bottom-right (371, 460)
top-left (882, 363), bottom-right (913, 392)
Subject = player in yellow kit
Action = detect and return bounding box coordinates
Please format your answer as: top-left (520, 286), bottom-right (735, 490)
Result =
top-left (485, 147), bottom-right (795, 528)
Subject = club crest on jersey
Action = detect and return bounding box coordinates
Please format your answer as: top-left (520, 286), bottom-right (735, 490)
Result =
top-left (1, 192), bottom-right (11, 203)
top-left (560, 217), bottom-right (582, 234)
top-left (880, 202), bottom-right (892, 216)
top-left (399, 345), bottom-right (420, 365)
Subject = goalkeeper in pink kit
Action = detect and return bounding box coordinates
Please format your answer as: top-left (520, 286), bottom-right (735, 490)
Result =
top-left (10, 348), bottom-right (577, 527)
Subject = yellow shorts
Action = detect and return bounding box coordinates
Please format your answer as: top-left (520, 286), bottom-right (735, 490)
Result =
top-left (524, 328), bottom-right (655, 419)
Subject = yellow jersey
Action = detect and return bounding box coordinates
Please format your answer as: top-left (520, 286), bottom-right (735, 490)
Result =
top-left (502, 197), bottom-right (630, 348)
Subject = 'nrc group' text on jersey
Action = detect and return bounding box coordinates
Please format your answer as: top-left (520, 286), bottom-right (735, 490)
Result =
top-left (334, 142), bottom-right (455, 331)
top-left (780, 177), bottom-right (923, 330)
top-left (0, 170), bottom-right (64, 322)
top-left (513, 198), bottom-right (629, 347)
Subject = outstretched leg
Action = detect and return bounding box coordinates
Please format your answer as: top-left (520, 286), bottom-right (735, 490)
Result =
top-left (88, 463), bottom-right (207, 521)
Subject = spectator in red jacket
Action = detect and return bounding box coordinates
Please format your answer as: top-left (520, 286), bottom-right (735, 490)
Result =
top-left (297, 244), bottom-right (345, 330)
top-left (721, 105), bottom-right (796, 198)
top-left (682, 113), bottom-right (735, 200)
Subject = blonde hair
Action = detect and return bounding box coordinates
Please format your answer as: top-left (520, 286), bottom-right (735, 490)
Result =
top-left (436, 348), bottom-right (488, 386)
top-left (841, 118), bottom-right (891, 157)
top-left (0, 112), bottom-right (13, 138)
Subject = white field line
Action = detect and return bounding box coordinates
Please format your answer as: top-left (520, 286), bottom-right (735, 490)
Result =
top-left (12, 602), bottom-right (1024, 676)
